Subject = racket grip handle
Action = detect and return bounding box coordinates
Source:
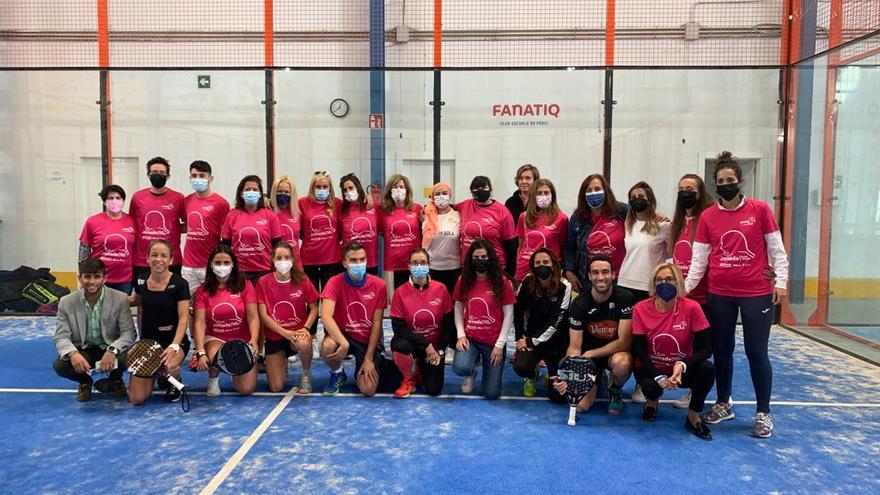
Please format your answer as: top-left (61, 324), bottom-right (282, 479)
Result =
top-left (166, 375), bottom-right (185, 391)
top-left (567, 406), bottom-right (577, 426)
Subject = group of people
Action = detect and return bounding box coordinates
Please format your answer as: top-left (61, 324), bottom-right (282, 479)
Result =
top-left (55, 152), bottom-right (789, 440)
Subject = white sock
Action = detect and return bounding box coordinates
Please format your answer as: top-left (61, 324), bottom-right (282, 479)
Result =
top-left (331, 367), bottom-right (343, 374)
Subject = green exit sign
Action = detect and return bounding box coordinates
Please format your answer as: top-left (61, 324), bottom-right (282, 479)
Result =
top-left (197, 75), bottom-right (211, 89)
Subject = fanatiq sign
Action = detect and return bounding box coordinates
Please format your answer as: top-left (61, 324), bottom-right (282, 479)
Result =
top-left (491, 103), bottom-right (560, 127)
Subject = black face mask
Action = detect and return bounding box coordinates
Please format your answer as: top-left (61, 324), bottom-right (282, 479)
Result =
top-left (472, 189), bottom-right (491, 203)
top-left (535, 265), bottom-right (553, 280)
top-left (473, 259), bottom-right (490, 273)
top-left (678, 190), bottom-right (698, 210)
top-left (149, 173), bottom-right (168, 188)
top-left (716, 183), bottom-right (740, 201)
top-left (629, 197), bottom-right (649, 213)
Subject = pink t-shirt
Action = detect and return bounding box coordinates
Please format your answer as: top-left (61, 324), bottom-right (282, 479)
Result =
top-left (276, 208), bottom-right (302, 269)
top-left (672, 216), bottom-right (708, 304)
top-left (456, 199), bottom-right (516, 268)
top-left (390, 280), bottom-right (453, 346)
top-left (514, 211), bottom-right (569, 280)
top-left (183, 193), bottom-right (230, 269)
top-left (298, 197), bottom-right (343, 266)
top-left (380, 205), bottom-right (422, 271)
top-left (695, 199), bottom-right (779, 298)
top-left (321, 273), bottom-right (388, 344)
top-left (583, 213), bottom-right (626, 273)
top-left (339, 205), bottom-right (380, 268)
top-left (79, 212), bottom-right (136, 284)
top-left (193, 282), bottom-right (257, 342)
top-left (221, 208), bottom-right (283, 273)
top-left (130, 188), bottom-right (186, 267)
top-left (255, 273), bottom-right (319, 341)
top-left (452, 277), bottom-right (516, 346)
top-left (632, 296), bottom-right (709, 374)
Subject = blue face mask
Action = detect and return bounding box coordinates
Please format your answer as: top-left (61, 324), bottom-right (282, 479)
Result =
top-left (655, 282), bottom-right (678, 302)
top-left (190, 178), bottom-right (209, 193)
top-left (347, 262), bottom-right (367, 280)
top-left (315, 189), bottom-right (330, 202)
top-left (242, 190), bottom-right (262, 205)
top-left (410, 265), bottom-right (430, 279)
top-left (275, 193), bottom-right (291, 206)
top-left (586, 191), bottom-right (605, 208)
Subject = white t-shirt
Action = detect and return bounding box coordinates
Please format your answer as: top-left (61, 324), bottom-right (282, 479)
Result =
top-left (618, 219), bottom-right (671, 291)
top-left (426, 210), bottom-right (462, 271)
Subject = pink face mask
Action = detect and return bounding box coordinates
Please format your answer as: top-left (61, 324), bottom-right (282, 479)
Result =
top-left (105, 199), bottom-right (124, 213)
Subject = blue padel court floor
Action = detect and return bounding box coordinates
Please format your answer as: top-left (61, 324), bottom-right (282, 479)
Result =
top-left (1, 316), bottom-right (879, 494)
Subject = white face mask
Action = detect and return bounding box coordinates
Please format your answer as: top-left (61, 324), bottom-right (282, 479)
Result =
top-left (433, 194), bottom-right (450, 209)
top-left (344, 190), bottom-right (359, 203)
top-left (536, 195), bottom-right (552, 209)
top-left (391, 187), bottom-right (407, 202)
top-left (275, 260), bottom-right (293, 275)
top-left (212, 264), bottom-right (233, 278)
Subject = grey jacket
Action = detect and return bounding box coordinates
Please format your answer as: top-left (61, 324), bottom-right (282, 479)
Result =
top-left (53, 287), bottom-right (136, 357)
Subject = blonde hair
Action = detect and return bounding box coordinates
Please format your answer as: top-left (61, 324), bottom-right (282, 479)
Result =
top-left (309, 170), bottom-right (336, 216)
top-left (514, 164), bottom-right (540, 185)
top-left (269, 175), bottom-right (300, 219)
top-left (381, 174), bottom-right (414, 214)
top-left (647, 263), bottom-right (685, 298)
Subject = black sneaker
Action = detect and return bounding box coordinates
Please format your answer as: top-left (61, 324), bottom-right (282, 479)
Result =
top-left (156, 376), bottom-right (170, 391)
top-left (93, 378), bottom-right (112, 394)
top-left (165, 386), bottom-right (181, 403)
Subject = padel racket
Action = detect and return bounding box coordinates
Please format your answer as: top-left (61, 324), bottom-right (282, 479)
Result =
top-left (557, 356), bottom-right (597, 426)
top-left (214, 339), bottom-right (255, 376)
top-left (127, 339), bottom-right (189, 412)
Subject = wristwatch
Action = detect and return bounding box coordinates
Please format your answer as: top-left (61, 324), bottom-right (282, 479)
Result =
top-left (196, 350), bottom-right (207, 358)
top-left (169, 343), bottom-right (181, 353)
top-left (107, 346), bottom-right (118, 355)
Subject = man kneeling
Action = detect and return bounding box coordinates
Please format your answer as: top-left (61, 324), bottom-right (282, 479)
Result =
top-left (320, 242), bottom-right (389, 397)
top-left (53, 259), bottom-right (136, 402)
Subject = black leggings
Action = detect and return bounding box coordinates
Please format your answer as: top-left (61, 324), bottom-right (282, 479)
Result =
top-left (304, 263), bottom-right (343, 334)
top-left (430, 268), bottom-right (461, 296)
top-left (390, 333), bottom-right (445, 396)
top-left (512, 344), bottom-right (566, 403)
top-left (635, 361), bottom-right (715, 413)
top-left (391, 270), bottom-right (410, 289)
top-left (706, 292), bottom-right (775, 414)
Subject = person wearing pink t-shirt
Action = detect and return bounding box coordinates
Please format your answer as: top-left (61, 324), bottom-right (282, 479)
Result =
top-left (320, 242), bottom-right (391, 397)
top-left (514, 178), bottom-right (568, 283)
top-left (268, 175), bottom-right (303, 269)
top-left (192, 245), bottom-right (259, 398)
top-left (390, 248), bottom-right (454, 398)
top-left (380, 174), bottom-right (423, 288)
top-left (632, 263), bottom-right (714, 441)
top-left (129, 156), bottom-right (185, 283)
top-left (256, 242), bottom-right (319, 394)
top-left (339, 173), bottom-right (380, 275)
top-left (456, 176), bottom-right (517, 277)
top-left (221, 175), bottom-right (283, 286)
top-left (452, 240), bottom-right (516, 400)
top-left (79, 184), bottom-right (136, 294)
top-left (684, 151), bottom-right (790, 439)
top-left (182, 160), bottom-right (230, 296)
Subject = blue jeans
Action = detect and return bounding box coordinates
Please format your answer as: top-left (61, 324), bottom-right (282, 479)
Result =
top-left (452, 339), bottom-right (506, 400)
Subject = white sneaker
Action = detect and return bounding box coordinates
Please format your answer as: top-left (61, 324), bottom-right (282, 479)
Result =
top-left (461, 371), bottom-right (477, 393)
top-left (445, 350), bottom-right (454, 365)
top-left (673, 391), bottom-right (691, 409)
top-left (631, 384), bottom-right (646, 403)
top-left (206, 377), bottom-right (221, 398)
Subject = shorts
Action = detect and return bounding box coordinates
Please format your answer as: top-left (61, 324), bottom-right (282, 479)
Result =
top-left (344, 334), bottom-right (385, 374)
top-left (264, 338), bottom-right (298, 358)
top-left (181, 266), bottom-right (207, 296)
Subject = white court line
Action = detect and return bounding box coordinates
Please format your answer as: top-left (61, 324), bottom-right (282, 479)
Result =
top-left (2, 388), bottom-right (880, 408)
top-left (198, 386), bottom-right (298, 495)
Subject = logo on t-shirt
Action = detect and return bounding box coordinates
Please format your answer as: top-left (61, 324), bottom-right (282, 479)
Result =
top-left (345, 302), bottom-right (373, 333)
top-left (390, 220), bottom-right (417, 244)
top-left (524, 231), bottom-right (548, 251)
top-left (587, 231), bottom-right (617, 254)
top-left (187, 211), bottom-right (210, 236)
top-left (271, 301), bottom-right (301, 329)
top-left (719, 230), bottom-right (756, 266)
top-left (281, 223), bottom-right (298, 243)
top-left (309, 215), bottom-right (336, 238)
top-left (350, 217), bottom-right (376, 241)
top-left (143, 211), bottom-right (170, 236)
top-left (740, 216), bottom-right (757, 226)
top-left (462, 221), bottom-right (484, 242)
top-left (587, 320), bottom-right (618, 339)
top-left (234, 227), bottom-right (266, 254)
top-left (102, 234), bottom-right (130, 258)
top-left (466, 298), bottom-right (496, 325)
top-left (211, 302), bottom-right (243, 332)
top-left (411, 309), bottom-right (439, 337)
top-left (428, 298), bottom-right (441, 306)
top-left (650, 333), bottom-right (687, 366)
top-left (673, 240), bottom-right (692, 271)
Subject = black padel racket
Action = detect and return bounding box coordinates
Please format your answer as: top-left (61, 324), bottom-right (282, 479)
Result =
top-left (127, 339), bottom-right (189, 412)
top-left (214, 339), bottom-right (255, 376)
top-left (557, 356), bottom-right (598, 426)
